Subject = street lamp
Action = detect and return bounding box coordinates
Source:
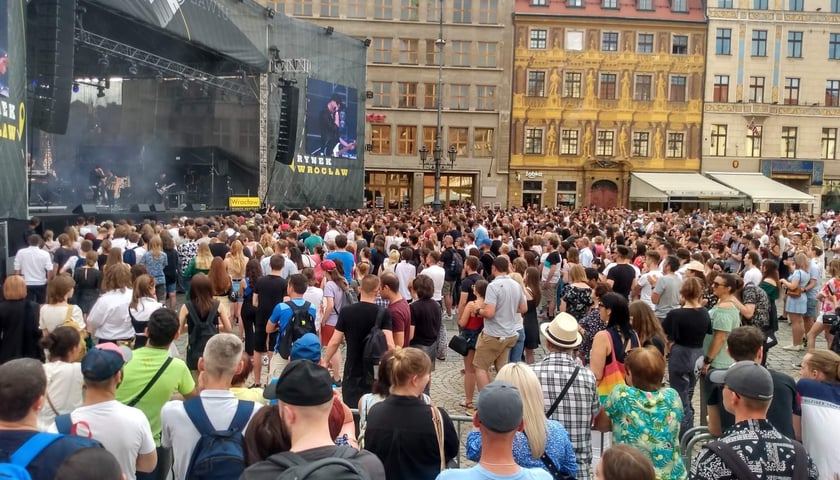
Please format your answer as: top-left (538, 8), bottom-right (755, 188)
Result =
top-left (419, 0), bottom-right (454, 212)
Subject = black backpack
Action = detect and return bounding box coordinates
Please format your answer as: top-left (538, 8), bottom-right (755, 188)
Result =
top-left (186, 301), bottom-right (220, 370)
top-left (448, 249), bottom-right (464, 277)
top-left (184, 398), bottom-right (254, 480)
top-left (276, 300), bottom-right (317, 360)
top-left (362, 308), bottom-right (388, 382)
top-left (268, 445), bottom-right (371, 480)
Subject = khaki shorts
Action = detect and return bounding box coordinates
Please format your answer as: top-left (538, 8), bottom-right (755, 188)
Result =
top-left (473, 332), bottom-right (519, 370)
top-left (442, 280), bottom-right (456, 297)
top-left (268, 354), bottom-right (289, 382)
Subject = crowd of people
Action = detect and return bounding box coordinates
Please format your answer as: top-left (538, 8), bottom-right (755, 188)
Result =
top-left (0, 205), bottom-right (839, 479)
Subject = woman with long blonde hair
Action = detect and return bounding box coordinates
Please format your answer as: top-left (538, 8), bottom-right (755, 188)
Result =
top-left (466, 362), bottom-right (578, 477)
top-left (184, 242), bottom-right (213, 295)
top-left (138, 235), bottom-right (167, 301)
top-left (225, 240), bottom-right (248, 327)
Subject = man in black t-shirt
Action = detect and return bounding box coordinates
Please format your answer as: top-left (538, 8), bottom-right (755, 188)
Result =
top-left (323, 274), bottom-right (395, 407)
top-left (253, 254), bottom-right (288, 386)
top-left (606, 245), bottom-right (637, 299)
top-left (458, 256), bottom-right (484, 316)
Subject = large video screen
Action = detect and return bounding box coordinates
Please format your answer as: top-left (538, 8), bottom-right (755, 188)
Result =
top-left (304, 78), bottom-right (358, 159)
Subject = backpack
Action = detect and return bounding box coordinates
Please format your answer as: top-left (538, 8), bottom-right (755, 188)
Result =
top-left (447, 249), bottom-right (464, 278)
top-left (184, 398), bottom-right (255, 480)
top-left (362, 308), bottom-right (388, 382)
top-left (185, 301), bottom-right (220, 370)
top-left (268, 444), bottom-right (371, 480)
top-left (0, 432), bottom-right (62, 480)
top-left (123, 246), bottom-right (139, 266)
top-left (276, 301), bottom-right (317, 359)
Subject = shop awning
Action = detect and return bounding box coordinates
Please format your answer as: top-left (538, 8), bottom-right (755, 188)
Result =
top-left (705, 172), bottom-right (815, 204)
top-left (630, 172), bottom-right (742, 201)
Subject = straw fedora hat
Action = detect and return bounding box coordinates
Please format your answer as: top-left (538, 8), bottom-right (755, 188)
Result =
top-left (539, 312), bottom-right (582, 349)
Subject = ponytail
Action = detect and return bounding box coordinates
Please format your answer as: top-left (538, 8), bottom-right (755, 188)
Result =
top-left (39, 326), bottom-right (81, 360)
top-left (389, 346), bottom-right (431, 389)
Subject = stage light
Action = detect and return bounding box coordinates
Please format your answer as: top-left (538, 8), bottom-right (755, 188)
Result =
top-left (266, 7), bottom-right (275, 18)
top-left (363, 38), bottom-right (371, 47)
top-left (96, 87), bottom-right (105, 98)
top-left (98, 55), bottom-right (109, 68)
top-left (325, 26), bottom-right (334, 35)
top-left (128, 64), bottom-right (138, 75)
top-left (72, 82), bottom-right (79, 93)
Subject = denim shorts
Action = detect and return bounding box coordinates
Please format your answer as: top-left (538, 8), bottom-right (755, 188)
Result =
top-left (462, 329), bottom-right (481, 351)
top-left (166, 282), bottom-right (176, 294)
top-left (806, 298), bottom-right (818, 318)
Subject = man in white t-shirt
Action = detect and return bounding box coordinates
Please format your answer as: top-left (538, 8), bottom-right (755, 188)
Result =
top-left (633, 250), bottom-right (661, 311)
top-left (161, 334), bottom-right (261, 480)
top-left (51, 343), bottom-right (156, 480)
top-left (420, 250), bottom-right (446, 303)
top-left (14, 234), bottom-right (53, 303)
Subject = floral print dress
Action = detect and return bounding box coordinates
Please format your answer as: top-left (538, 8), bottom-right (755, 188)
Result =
top-left (604, 384), bottom-right (686, 480)
top-left (560, 285), bottom-right (593, 321)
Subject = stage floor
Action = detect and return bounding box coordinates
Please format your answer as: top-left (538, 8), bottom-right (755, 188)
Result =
top-left (31, 206), bottom-right (244, 233)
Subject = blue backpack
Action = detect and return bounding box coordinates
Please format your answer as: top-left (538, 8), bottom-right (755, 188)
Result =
top-left (123, 246), bottom-right (139, 266)
top-left (0, 433), bottom-right (62, 480)
top-left (184, 398), bottom-right (254, 480)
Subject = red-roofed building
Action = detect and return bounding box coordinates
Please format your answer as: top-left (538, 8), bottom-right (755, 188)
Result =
top-left (510, 0), bottom-right (707, 209)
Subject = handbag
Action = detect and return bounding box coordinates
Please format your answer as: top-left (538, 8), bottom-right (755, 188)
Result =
top-left (448, 334), bottom-right (469, 357)
top-left (597, 332), bottom-right (630, 404)
top-left (540, 366), bottom-right (579, 480)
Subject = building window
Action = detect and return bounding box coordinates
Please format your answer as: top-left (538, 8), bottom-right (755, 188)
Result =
top-left (754, 0), bottom-right (768, 8)
top-left (788, 31), bottom-right (803, 58)
top-left (789, 0), bottom-right (803, 10)
top-left (424, 83), bottom-right (439, 109)
top-left (426, 0), bottom-right (440, 21)
top-left (449, 127), bottom-right (469, 156)
top-left (637, 0), bottom-right (653, 9)
top-left (398, 82), bottom-right (418, 108)
top-left (716, 28), bottom-right (732, 55)
top-left (784, 77), bottom-right (800, 105)
top-left (746, 126), bottom-right (762, 157)
top-left (670, 76), bottom-right (687, 102)
top-left (399, 38), bottom-right (418, 64)
top-left (749, 76), bottom-right (765, 102)
top-left (603, 0), bottom-right (618, 7)
top-left (530, 29), bottom-right (548, 49)
top-left (451, 41), bottom-right (471, 67)
top-left (823, 128), bottom-right (838, 159)
top-left (449, 84), bottom-right (470, 110)
top-left (561, 129), bottom-right (579, 155)
top-left (672, 35), bottom-right (688, 55)
top-left (372, 82), bottom-right (391, 107)
top-left (556, 181), bottom-right (577, 207)
top-left (566, 31), bottom-right (584, 50)
top-left (672, 0), bottom-right (687, 11)
top-left (425, 39), bottom-right (441, 65)
top-left (531, 0), bottom-right (547, 4)
top-left (476, 85), bottom-right (496, 110)
top-left (782, 126), bottom-right (798, 158)
top-left (477, 43), bottom-right (497, 68)
top-left (474, 128), bottom-right (495, 156)
top-left (632, 132), bottom-right (649, 157)
top-left (713, 75), bottom-right (730, 102)
top-left (637, 33), bottom-right (654, 53)
top-left (400, 0), bottom-right (419, 20)
top-left (528, 71), bottom-right (546, 97)
top-left (600, 73), bottom-right (617, 99)
top-left (371, 125), bottom-right (391, 154)
top-left (834, 0), bottom-right (840, 12)
top-left (568, 0), bottom-right (583, 6)
top-left (635, 74), bottom-right (653, 100)
top-left (602, 32), bottom-right (619, 52)
top-left (453, 0), bottom-right (472, 23)
top-left (397, 125), bottom-right (417, 155)
top-left (596, 131), bottom-right (614, 156)
top-left (374, 0), bottom-right (393, 19)
top-left (479, 0), bottom-right (498, 23)
top-left (830, 33), bottom-right (840, 59)
top-left (752, 30), bottom-right (767, 56)
top-left (320, 0), bottom-right (339, 16)
top-left (827, 80), bottom-right (840, 106)
top-left (422, 126), bottom-right (436, 152)
top-left (667, 132), bottom-right (685, 158)
top-left (564, 72), bottom-right (582, 98)
top-left (718, 0), bottom-right (733, 7)
top-left (373, 38), bottom-right (392, 63)
top-left (710, 124), bottom-right (727, 156)
top-left (293, 0), bottom-right (313, 16)
top-left (525, 128), bottom-right (544, 154)
top-left (347, 0), bottom-right (365, 17)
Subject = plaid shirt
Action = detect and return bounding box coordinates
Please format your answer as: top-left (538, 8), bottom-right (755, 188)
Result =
top-left (532, 351), bottom-right (600, 480)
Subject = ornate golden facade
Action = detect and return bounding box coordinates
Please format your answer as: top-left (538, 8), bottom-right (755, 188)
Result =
top-left (510, 1), bottom-right (706, 209)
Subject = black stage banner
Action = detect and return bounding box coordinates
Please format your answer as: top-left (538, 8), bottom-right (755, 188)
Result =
top-left (0, 0), bottom-right (28, 220)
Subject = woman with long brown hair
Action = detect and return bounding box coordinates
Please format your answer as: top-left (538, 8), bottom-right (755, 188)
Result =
top-left (73, 251), bottom-right (101, 318)
top-left (225, 240), bottom-right (248, 328)
top-left (523, 266), bottom-right (542, 364)
top-left (322, 259), bottom-right (348, 382)
top-left (178, 273), bottom-right (231, 371)
top-left (128, 274), bottom-right (163, 349)
top-left (103, 247), bottom-right (123, 277)
top-left (209, 256), bottom-right (233, 313)
top-left (629, 301), bottom-right (666, 355)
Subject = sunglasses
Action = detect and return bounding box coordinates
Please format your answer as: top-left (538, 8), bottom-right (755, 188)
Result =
top-left (713, 281), bottom-right (727, 287)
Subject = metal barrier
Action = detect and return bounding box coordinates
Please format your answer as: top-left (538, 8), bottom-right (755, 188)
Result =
top-left (680, 426), bottom-right (714, 471)
top-left (352, 409), bottom-right (475, 468)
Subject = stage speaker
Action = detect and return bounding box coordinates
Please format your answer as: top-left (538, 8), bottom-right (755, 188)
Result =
top-left (28, 0), bottom-right (77, 134)
top-left (151, 203), bottom-right (166, 212)
top-left (72, 204), bottom-right (98, 215)
top-left (130, 204), bottom-right (152, 213)
top-left (183, 203), bottom-right (206, 212)
top-left (275, 84), bottom-right (299, 165)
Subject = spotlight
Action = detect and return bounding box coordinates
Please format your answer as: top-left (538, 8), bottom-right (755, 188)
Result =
top-left (72, 82), bottom-right (79, 93)
top-left (98, 55), bottom-right (109, 68)
top-left (96, 87), bottom-right (105, 98)
top-left (325, 26), bottom-right (334, 35)
top-left (266, 7), bottom-right (275, 18)
top-left (363, 38), bottom-right (372, 47)
top-left (128, 64), bottom-right (138, 75)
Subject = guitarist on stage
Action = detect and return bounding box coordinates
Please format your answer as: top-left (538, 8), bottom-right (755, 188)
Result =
top-left (154, 172), bottom-right (176, 207)
top-left (319, 94), bottom-right (355, 158)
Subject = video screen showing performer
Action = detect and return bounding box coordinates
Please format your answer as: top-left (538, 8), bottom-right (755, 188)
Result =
top-left (305, 79), bottom-right (358, 159)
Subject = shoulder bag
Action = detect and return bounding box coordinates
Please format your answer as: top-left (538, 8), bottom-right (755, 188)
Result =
top-left (540, 366), bottom-right (579, 480)
top-left (431, 404), bottom-right (446, 472)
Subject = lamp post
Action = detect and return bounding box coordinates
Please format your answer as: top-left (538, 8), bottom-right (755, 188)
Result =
top-left (419, 0), bottom-right (455, 212)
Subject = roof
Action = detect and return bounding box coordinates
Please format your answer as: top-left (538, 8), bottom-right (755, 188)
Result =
top-left (630, 173), bottom-right (742, 200)
top-left (705, 172), bottom-right (815, 204)
top-left (514, 0), bottom-right (706, 23)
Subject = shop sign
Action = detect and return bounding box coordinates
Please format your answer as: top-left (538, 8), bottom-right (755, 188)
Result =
top-left (525, 171), bottom-right (543, 179)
